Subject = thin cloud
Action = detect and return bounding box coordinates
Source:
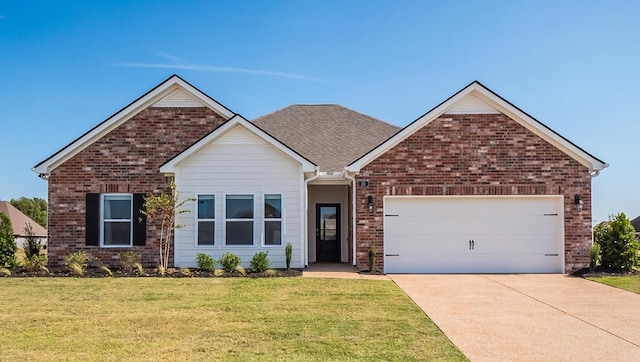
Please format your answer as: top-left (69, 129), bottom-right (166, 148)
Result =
top-left (108, 54), bottom-right (323, 82)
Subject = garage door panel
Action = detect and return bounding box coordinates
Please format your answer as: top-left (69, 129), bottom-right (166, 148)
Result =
top-left (384, 196), bottom-right (563, 274)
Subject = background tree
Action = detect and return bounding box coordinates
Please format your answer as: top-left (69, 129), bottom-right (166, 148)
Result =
top-left (594, 213), bottom-right (639, 271)
top-left (10, 197), bottom-right (47, 228)
top-left (140, 182), bottom-right (192, 272)
top-left (0, 212), bottom-right (17, 267)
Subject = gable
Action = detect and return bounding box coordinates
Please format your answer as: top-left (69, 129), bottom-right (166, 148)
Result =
top-left (160, 115), bottom-right (316, 174)
top-left (348, 81), bottom-right (608, 173)
top-left (33, 75), bottom-right (235, 176)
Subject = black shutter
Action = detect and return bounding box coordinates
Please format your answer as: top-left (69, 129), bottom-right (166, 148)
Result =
top-left (86, 193), bottom-right (100, 246)
top-left (133, 193), bottom-right (146, 246)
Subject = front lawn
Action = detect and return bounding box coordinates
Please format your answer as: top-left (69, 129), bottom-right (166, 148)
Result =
top-left (0, 278), bottom-right (465, 361)
top-left (587, 275), bottom-right (640, 294)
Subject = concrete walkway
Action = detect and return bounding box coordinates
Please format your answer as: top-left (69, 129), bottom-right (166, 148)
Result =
top-left (391, 274), bottom-right (640, 362)
top-left (302, 263), bottom-right (389, 280)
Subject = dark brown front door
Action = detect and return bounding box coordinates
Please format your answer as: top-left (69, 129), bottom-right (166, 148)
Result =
top-left (316, 204), bottom-right (340, 262)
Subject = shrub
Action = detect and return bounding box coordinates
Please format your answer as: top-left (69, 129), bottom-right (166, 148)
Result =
top-left (250, 251), bottom-right (271, 273)
top-left (594, 213), bottom-right (639, 271)
top-left (0, 212), bottom-right (17, 268)
top-left (196, 253), bottom-right (216, 271)
top-left (23, 254), bottom-right (48, 272)
top-left (23, 223), bottom-right (45, 261)
top-left (285, 242), bottom-right (292, 270)
top-left (100, 266), bottom-right (113, 277)
top-left (219, 252), bottom-right (240, 272)
top-left (589, 242), bottom-right (601, 272)
top-left (119, 251), bottom-right (142, 271)
top-left (64, 251), bottom-right (89, 276)
top-left (64, 251), bottom-right (89, 269)
top-left (368, 243), bottom-right (377, 272)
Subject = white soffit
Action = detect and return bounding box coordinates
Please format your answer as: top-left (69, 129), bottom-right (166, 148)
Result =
top-left (151, 88), bottom-right (205, 107)
top-left (445, 94), bottom-right (499, 114)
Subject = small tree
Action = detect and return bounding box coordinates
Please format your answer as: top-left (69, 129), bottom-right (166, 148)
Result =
top-left (0, 212), bottom-right (17, 267)
top-left (594, 213), bottom-right (639, 271)
top-left (140, 181), bottom-right (193, 271)
top-left (23, 223), bottom-right (44, 261)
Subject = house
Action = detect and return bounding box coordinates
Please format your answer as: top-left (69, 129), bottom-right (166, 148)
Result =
top-left (34, 75), bottom-right (607, 273)
top-left (0, 201), bottom-right (47, 248)
top-left (631, 216), bottom-right (640, 237)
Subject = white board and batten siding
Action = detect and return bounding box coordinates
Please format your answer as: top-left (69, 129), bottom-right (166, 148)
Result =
top-left (384, 196), bottom-right (564, 274)
top-left (173, 125), bottom-right (305, 268)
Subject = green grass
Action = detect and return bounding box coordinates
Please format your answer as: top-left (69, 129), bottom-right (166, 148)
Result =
top-left (587, 275), bottom-right (640, 294)
top-left (0, 278), bottom-right (465, 361)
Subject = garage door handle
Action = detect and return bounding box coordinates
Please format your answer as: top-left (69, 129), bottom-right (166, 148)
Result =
top-left (386, 254), bottom-right (400, 257)
top-left (469, 239), bottom-right (475, 250)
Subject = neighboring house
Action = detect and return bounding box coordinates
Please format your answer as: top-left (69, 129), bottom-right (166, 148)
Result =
top-left (0, 201), bottom-right (47, 248)
top-left (631, 216), bottom-right (640, 237)
top-left (33, 75), bottom-right (608, 273)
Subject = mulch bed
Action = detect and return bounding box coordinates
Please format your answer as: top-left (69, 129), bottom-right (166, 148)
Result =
top-left (3, 266), bottom-right (302, 278)
top-left (571, 266), bottom-right (639, 278)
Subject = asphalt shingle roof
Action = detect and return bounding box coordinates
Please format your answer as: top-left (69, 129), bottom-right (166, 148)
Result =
top-left (631, 216), bottom-right (640, 233)
top-left (0, 201), bottom-right (47, 237)
top-left (253, 105), bottom-right (400, 172)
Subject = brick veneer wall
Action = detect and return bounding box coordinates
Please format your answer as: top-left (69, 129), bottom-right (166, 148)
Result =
top-left (355, 113), bottom-right (592, 273)
top-left (47, 107), bottom-right (228, 267)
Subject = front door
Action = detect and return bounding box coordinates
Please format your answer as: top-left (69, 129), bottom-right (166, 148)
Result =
top-left (316, 204), bottom-right (340, 262)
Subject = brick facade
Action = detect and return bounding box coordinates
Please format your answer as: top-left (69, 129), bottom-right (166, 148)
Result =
top-left (354, 113), bottom-right (593, 273)
top-left (47, 107), bottom-right (227, 266)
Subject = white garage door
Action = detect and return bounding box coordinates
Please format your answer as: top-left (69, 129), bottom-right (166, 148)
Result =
top-left (384, 196), bottom-right (564, 273)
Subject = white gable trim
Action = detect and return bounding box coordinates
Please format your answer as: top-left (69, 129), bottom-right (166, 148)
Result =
top-left (348, 82), bottom-right (608, 173)
top-left (160, 115), bottom-right (317, 174)
top-left (33, 75), bottom-right (235, 175)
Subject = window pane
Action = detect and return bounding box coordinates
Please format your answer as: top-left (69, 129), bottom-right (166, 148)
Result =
top-left (104, 195), bottom-right (132, 220)
top-left (226, 221), bottom-right (253, 245)
top-left (104, 221), bottom-right (131, 245)
top-left (265, 220), bottom-right (281, 245)
top-left (198, 221), bottom-right (215, 245)
top-left (198, 195), bottom-right (215, 219)
top-left (226, 195), bottom-right (253, 219)
top-left (265, 194), bottom-right (281, 218)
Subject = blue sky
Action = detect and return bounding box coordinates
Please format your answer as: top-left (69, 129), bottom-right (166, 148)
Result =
top-left (0, 1), bottom-right (638, 223)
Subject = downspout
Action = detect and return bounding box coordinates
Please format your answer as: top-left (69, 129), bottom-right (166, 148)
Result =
top-left (303, 167), bottom-right (321, 267)
top-left (343, 170), bottom-right (358, 267)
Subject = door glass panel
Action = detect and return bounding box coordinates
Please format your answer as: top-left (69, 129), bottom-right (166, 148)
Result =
top-left (320, 206), bottom-right (337, 241)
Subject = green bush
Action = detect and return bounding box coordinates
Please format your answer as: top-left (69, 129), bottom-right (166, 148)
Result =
top-left (219, 252), bottom-right (240, 272)
top-left (594, 213), bottom-right (639, 271)
top-left (285, 242), bottom-right (292, 270)
top-left (196, 253), bottom-right (216, 271)
top-left (0, 212), bottom-right (17, 268)
top-left (368, 243), bottom-right (377, 272)
top-left (589, 242), bottom-right (601, 272)
top-left (250, 251), bottom-right (271, 273)
top-left (23, 223), bottom-right (45, 262)
top-left (119, 251), bottom-right (142, 271)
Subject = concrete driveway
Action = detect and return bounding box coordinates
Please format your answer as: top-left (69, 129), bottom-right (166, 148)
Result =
top-left (390, 274), bottom-right (640, 362)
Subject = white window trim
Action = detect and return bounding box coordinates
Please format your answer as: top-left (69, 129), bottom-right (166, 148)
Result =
top-left (223, 193), bottom-right (256, 247)
top-left (100, 193), bottom-right (133, 248)
top-left (195, 194), bottom-right (216, 248)
top-left (262, 193), bottom-right (284, 247)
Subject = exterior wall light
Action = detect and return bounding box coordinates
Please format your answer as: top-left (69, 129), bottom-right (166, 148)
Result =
top-left (574, 194), bottom-right (583, 212)
top-left (367, 195), bottom-right (374, 212)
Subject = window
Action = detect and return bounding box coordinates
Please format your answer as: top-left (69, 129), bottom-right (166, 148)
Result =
top-left (264, 194), bottom-right (282, 245)
top-left (197, 195), bottom-right (215, 246)
top-left (102, 194), bottom-right (133, 246)
top-left (225, 195), bottom-right (254, 245)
